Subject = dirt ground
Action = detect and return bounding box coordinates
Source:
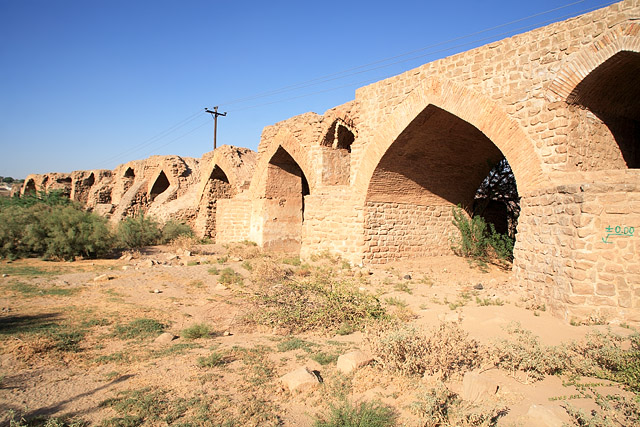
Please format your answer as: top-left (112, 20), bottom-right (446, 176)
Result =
top-left (0, 243), bottom-right (635, 426)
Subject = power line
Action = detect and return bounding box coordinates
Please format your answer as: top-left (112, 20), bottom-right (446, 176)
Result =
top-left (218, 0), bottom-right (603, 109)
top-left (227, 0), bottom-right (615, 113)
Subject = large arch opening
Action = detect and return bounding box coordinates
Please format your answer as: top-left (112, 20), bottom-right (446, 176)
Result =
top-left (263, 146), bottom-right (310, 252)
top-left (149, 171), bottom-right (170, 202)
top-left (364, 105), bottom-right (518, 263)
top-left (568, 51), bottom-right (640, 168)
top-left (197, 166), bottom-right (234, 238)
top-left (24, 179), bottom-right (36, 196)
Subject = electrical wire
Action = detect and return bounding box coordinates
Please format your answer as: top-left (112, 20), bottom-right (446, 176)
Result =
top-left (226, 0), bottom-right (616, 113)
top-left (217, 0), bottom-right (608, 109)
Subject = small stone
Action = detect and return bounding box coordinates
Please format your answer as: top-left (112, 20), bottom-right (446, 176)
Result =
top-left (122, 266), bottom-right (128, 271)
top-left (93, 274), bottom-right (113, 282)
top-left (474, 283), bottom-right (484, 290)
top-left (337, 350), bottom-right (373, 374)
top-left (140, 259), bottom-right (154, 268)
top-left (153, 289), bottom-right (161, 294)
top-left (403, 274), bottom-right (412, 280)
top-left (154, 332), bottom-right (176, 344)
top-left (2, 274), bottom-right (8, 278)
top-left (280, 367), bottom-right (320, 393)
top-left (223, 331), bottom-right (232, 336)
top-left (215, 283), bottom-right (228, 291)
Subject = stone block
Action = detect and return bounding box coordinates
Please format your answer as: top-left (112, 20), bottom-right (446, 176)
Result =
top-left (336, 350), bottom-right (373, 374)
top-left (461, 371), bottom-right (499, 402)
top-left (280, 367), bottom-right (320, 393)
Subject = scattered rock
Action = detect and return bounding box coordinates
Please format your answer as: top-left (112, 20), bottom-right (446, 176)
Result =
top-left (403, 274), bottom-right (412, 280)
top-left (525, 404), bottom-right (564, 427)
top-left (140, 259), bottom-right (154, 268)
top-left (215, 283), bottom-right (228, 291)
top-left (2, 274), bottom-right (8, 278)
top-left (461, 370), bottom-right (499, 402)
top-left (153, 289), bottom-right (162, 294)
top-left (337, 350), bottom-right (373, 374)
top-left (474, 283), bottom-right (484, 290)
top-left (122, 254), bottom-right (133, 262)
top-left (154, 332), bottom-right (176, 344)
top-left (122, 266), bottom-right (129, 271)
top-left (93, 274), bottom-right (113, 282)
top-left (280, 367), bottom-right (320, 393)
top-left (223, 331), bottom-right (232, 336)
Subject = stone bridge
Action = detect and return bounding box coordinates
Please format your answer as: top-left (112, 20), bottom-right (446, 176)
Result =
top-left (21, 0), bottom-right (640, 323)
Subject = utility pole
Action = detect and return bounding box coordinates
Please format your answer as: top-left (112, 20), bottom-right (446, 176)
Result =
top-left (205, 107), bottom-right (227, 150)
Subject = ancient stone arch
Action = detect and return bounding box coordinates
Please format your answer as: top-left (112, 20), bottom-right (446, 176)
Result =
top-left (548, 23), bottom-right (640, 168)
top-left (354, 76), bottom-right (547, 198)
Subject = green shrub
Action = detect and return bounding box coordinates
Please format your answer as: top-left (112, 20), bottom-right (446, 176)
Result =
top-left (219, 267), bottom-right (244, 286)
top-left (160, 220), bottom-right (193, 244)
top-left (116, 215), bottom-right (162, 248)
top-left (197, 351), bottom-right (231, 368)
top-left (314, 400), bottom-right (397, 427)
top-left (451, 205), bottom-right (514, 263)
top-left (0, 201), bottom-right (113, 260)
top-left (181, 323), bottom-right (212, 340)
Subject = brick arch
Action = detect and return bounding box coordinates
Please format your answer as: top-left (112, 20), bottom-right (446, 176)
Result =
top-left (198, 154), bottom-right (239, 203)
top-left (547, 22), bottom-right (640, 102)
top-left (249, 128), bottom-right (316, 198)
top-left (353, 76), bottom-right (546, 199)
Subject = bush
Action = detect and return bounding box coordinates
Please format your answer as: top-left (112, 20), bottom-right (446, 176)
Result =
top-left (161, 220), bottom-right (193, 244)
top-left (116, 215), bottom-right (162, 249)
top-left (489, 322), bottom-right (566, 383)
top-left (451, 205), bottom-right (514, 263)
top-left (181, 323), bottom-right (212, 340)
top-left (113, 318), bottom-right (166, 340)
top-left (248, 278), bottom-right (386, 334)
top-left (412, 383), bottom-right (507, 427)
top-left (368, 322), bottom-right (481, 380)
top-left (0, 200), bottom-right (113, 260)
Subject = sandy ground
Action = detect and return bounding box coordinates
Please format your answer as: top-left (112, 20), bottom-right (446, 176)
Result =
top-left (0, 244), bottom-right (635, 426)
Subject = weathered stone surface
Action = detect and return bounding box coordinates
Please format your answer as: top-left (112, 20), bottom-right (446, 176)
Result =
top-left (524, 404), bottom-right (564, 427)
top-left (280, 367), bottom-right (320, 393)
top-left (336, 350), bottom-right (373, 374)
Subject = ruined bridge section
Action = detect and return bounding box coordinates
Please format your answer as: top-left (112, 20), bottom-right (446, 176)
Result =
top-left (19, 1), bottom-right (639, 324)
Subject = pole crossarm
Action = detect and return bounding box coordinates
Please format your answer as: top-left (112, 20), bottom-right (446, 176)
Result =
top-left (205, 106), bottom-right (227, 150)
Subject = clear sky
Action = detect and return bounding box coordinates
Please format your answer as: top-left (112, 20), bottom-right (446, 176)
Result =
top-left (0, 0), bottom-right (616, 178)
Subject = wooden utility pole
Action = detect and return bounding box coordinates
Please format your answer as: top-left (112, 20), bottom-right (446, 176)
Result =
top-left (205, 107), bottom-right (227, 150)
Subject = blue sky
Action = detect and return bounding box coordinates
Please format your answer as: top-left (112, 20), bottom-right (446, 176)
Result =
top-left (0, 0), bottom-right (616, 178)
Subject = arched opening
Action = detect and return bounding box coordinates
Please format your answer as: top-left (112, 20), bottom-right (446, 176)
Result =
top-left (473, 158), bottom-right (519, 238)
top-left (149, 171), bottom-right (170, 202)
top-left (56, 177), bottom-right (72, 198)
top-left (73, 172), bottom-right (95, 204)
top-left (321, 120), bottom-right (355, 185)
top-left (24, 179), bottom-right (36, 196)
top-left (364, 105), bottom-right (517, 263)
top-left (197, 166), bottom-right (234, 238)
top-left (263, 146), bottom-right (310, 252)
top-left (123, 167), bottom-right (135, 194)
top-left (568, 51), bottom-right (640, 168)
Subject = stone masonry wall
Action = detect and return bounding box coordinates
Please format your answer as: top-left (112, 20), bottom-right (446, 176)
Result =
top-left (216, 198), bottom-right (252, 244)
top-left (363, 202), bottom-right (455, 264)
top-left (514, 170), bottom-right (640, 323)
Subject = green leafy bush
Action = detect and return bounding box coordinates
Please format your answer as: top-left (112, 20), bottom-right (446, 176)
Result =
top-left (116, 215), bottom-right (162, 249)
top-left (181, 323), bottom-right (212, 340)
top-left (0, 199), bottom-right (113, 260)
top-left (451, 205), bottom-right (514, 263)
top-left (113, 318), bottom-right (166, 340)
